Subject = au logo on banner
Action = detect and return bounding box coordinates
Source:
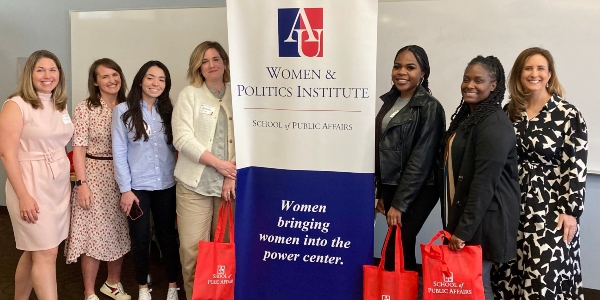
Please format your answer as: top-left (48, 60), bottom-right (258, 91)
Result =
top-left (278, 8), bottom-right (323, 57)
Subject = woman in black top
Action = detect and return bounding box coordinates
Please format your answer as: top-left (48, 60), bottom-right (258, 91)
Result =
top-left (375, 45), bottom-right (445, 272)
top-left (441, 55), bottom-right (520, 300)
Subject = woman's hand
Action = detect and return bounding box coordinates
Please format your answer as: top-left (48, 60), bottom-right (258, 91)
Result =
top-left (448, 235), bottom-right (465, 251)
top-left (199, 151), bottom-right (237, 179)
top-left (222, 178), bottom-right (236, 202)
top-left (216, 160), bottom-right (237, 180)
top-left (19, 194), bottom-right (39, 224)
top-left (386, 206), bottom-right (402, 227)
top-left (557, 213), bottom-right (578, 244)
top-left (76, 184), bottom-right (92, 210)
top-left (120, 191), bottom-right (139, 216)
top-left (375, 199), bottom-right (386, 215)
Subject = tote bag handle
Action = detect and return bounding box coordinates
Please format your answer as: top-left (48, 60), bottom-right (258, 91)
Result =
top-left (422, 230), bottom-right (452, 275)
top-left (378, 225), bottom-right (406, 272)
top-left (214, 201), bottom-right (235, 243)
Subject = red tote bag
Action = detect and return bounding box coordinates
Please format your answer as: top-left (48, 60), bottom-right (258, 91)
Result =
top-left (364, 225), bottom-right (418, 300)
top-left (420, 230), bottom-right (484, 300)
top-left (192, 201), bottom-right (235, 300)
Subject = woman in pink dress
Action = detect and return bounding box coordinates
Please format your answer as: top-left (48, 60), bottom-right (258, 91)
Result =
top-left (65, 58), bottom-right (132, 300)
top-left (0, 50), bottom-right (74, 300)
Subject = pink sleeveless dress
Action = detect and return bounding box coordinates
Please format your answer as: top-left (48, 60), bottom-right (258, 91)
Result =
top-left (4, 93), bottom-right (74, 251)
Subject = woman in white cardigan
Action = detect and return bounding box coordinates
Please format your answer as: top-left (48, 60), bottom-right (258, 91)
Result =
top-left (172, 41), bottom-right (236, 300)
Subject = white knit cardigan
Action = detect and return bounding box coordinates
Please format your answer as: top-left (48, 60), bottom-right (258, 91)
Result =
top-left (172, 83), bottom-right (235, 188)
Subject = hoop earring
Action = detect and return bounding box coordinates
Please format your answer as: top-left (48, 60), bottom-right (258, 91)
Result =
top-left (419, 77), bottom-right (424, 85)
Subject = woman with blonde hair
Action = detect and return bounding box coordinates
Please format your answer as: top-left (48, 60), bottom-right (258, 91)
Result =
top-left (495, 47), bottom-right (587, 299)
top-left (172, 40), bottom-right (236, 300)
top-left (65, 58), bottom-right (131, 300)
top-left (0, 50), bottom-right (74, 300)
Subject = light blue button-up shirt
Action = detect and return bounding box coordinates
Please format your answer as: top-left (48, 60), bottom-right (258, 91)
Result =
top-left (112, 100), bottom-right (176, 192)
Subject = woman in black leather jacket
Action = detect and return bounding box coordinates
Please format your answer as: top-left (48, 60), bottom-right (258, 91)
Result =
top-left (375, 45), bottom-right (445, 272)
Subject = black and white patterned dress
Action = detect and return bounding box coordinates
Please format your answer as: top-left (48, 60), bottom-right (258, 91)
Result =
top-left (494, 95), bottom-right (587, 299)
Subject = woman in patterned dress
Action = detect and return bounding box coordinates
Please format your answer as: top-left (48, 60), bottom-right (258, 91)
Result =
top-left (65, 58), bottom-right (131, 300)
top-left (495, 47), bottom-right (587, 299)
top-left (0, 50), bottom-right (73, 300)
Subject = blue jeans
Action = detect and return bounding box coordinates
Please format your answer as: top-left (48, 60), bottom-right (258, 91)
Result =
top-left (129, 186), bottom-right (180, 285)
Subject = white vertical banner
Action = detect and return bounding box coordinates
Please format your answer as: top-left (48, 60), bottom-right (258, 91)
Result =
top-left (227, 0), bottom-right (377, 299)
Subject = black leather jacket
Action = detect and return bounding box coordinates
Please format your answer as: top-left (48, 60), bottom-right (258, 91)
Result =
top-left (376, 85), bottom-right (445, 212)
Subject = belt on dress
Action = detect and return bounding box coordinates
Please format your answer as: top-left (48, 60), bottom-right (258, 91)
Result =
top-left (86, 153), bottom-right (113, 160)
top-left (17, 148), bottom-right (67, 179)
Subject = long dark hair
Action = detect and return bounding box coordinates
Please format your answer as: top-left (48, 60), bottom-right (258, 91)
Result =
top-left (441, 55), bottom-right (506, 151)
top-left (395, 45), bottom-right (431, 94)
top-left (121, 61), bottom-right (173, 144)
top-left (86, 58), bottom-right (127, 109)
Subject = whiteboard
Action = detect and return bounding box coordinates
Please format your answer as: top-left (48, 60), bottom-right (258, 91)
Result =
top-left (70, 7), bottom-right (228, 109)
top-left (377, 0), bottom-right (600, 172)
top-left (71, 1), bottom-right (600, 171)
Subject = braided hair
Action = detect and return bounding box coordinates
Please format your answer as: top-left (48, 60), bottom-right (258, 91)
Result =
top-left (441, 55), bottom-right (506, 149)
top-left (396, 45), bottom-right (431, 94)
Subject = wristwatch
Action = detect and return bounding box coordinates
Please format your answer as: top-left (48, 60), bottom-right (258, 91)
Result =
top-left (75, 179), bottom-right (87, 186)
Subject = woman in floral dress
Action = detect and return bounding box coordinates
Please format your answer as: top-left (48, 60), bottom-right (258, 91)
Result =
top-left (65, 58), bottom-right (131, 300)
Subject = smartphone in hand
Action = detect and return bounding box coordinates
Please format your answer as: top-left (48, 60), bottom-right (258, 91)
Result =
top-left (129, 202), bottom-right (143, 220)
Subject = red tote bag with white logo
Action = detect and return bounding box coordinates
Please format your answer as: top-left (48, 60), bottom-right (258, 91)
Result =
top-left (420, 230), bottom-right (484, 300)
top-left (363, 225), bottom-right (418, 300)
top-left (192, 201), bottom-right (235, 300)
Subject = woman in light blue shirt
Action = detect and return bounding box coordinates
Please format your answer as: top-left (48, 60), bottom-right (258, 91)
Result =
top-left (111, 61), bottom-right (180, 300)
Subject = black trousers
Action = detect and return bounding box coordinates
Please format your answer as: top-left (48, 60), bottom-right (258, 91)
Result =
top-left (129, 186), bottom-right (180, 285)
top-left (381, 184), bottom-right (439, 272)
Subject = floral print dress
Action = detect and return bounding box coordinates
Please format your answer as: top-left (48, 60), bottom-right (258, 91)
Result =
top-left (65, 99), bottom-right (130, 263)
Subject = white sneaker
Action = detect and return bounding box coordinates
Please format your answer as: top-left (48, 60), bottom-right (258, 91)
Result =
top-left (85, 295), bottom-right (100, 300)
top-left (166, 288), bottom-right (179, 300)
top-left (138, 288), bottom-right (152, 300)
top-left (100, 282), bottom-right (131, 300)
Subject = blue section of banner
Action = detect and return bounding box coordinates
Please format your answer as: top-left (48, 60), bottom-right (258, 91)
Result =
top-left (278, 8), bottom-right (301, 57)
top-left (234, 167), bottom-right (374, 300)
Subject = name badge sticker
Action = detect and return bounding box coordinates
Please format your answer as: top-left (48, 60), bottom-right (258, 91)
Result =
top-left (200, 104), bottom-right (216, 115)
top-left (62, 114), bottom-right (72, 124)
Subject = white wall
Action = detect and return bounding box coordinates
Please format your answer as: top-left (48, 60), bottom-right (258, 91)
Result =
top-left (0, 0), bottom-right (226, 206)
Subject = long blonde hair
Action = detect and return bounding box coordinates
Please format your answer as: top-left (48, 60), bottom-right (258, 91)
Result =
top-left (507, 47), bottom-right (564, 121)
top-left (187, 41), bottom-right (230, 87)
top-left (11, 50), bottom-right (67, 111)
